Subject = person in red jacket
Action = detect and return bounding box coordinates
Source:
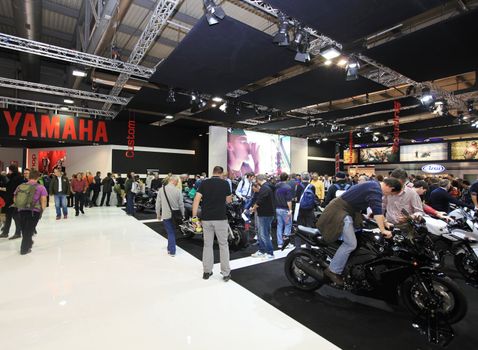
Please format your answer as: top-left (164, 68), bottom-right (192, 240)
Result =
top-left (71, 173), bottom-right (88, 216)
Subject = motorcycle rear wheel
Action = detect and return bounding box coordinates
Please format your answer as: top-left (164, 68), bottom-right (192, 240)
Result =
top-left (454, 253), bottom-right (478, 283)
top-left (284, 249), bottom-right (323, 291)
top-left (400, 275), bottom-right (467, 324)
top-left (228, 227), bottom-right (248, 250)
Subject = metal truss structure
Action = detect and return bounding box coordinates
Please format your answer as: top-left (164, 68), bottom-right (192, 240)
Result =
top-left (0, 77), bottom-right (130, 105)
top-left (103, 0), bottom-right (179, 113)
top-left (0, 33), bottom-right (154, 78)
top-left (0, 96), bottom-right (116, 118)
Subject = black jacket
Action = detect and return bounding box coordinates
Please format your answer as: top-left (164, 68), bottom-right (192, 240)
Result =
top-left (429, 187), bottom-right (472, 213)
top-left (256, 182), bottom-right (275, 217)
top-left (49, 175), bottom-right (70, 195)
top-left (101, 177), bottom-right (114, 193)
top-left (3, 173), bottom-right (24, 206)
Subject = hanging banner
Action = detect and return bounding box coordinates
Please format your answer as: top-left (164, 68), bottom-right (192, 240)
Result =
top-left (0, 109), bottom-right (109, 144)
top-left (349, 131), bottom-right (353, 163)
top-left (335, 142), bottom-right (340, 173)
top-left (392, 101), bottom-right (401, 153)
top-left (126, 112), bottom-right (136, 159)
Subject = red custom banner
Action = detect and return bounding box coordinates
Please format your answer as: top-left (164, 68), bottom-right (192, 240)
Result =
top-left (392, 101), bottom-right (401, 153)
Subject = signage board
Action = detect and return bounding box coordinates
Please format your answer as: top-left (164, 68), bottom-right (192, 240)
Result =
top-left (421, 164), bottom-right (446, 174)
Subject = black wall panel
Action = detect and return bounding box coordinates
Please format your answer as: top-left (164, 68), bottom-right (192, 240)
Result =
top-left (308, 159), bottom-right (336, 175)
top-left (308, 141), bottom-right (335, 158)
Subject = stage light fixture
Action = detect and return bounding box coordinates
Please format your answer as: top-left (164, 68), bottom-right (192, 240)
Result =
top-left (191, 92), bottom-right (198, 102)
top-left (364, 126), bottom-right (371, 132)
top-left (63, 99), bottom-right (74, 104)
top-left (203, 0), bottom-right (225, 26)
top-left (60, 106), bottom-right (69, 111)
top-left (306, 117), bottom-right (312, 127)
top-left (166, 88), bottom-right (175, 103)
top-left (294, 29), bottom-right (311, 63)
top-left (345, 56), bottom-right (360, 81)
top-left (337, 58), bottom-right (348, 67)
top-left (273, 12), bottom-right (291, 46)
top-left (199, 99), bottom-right (207, 108)
top-left (324, 60), bottom-right (333, 66)
top-left (383, 135), bottom-right (390, 141)
top-left (322, 137), bottom-right (328, 142)
top-left (165, 115), bottom-right (174, 120)
top-left (419, 87), bottom-right (434, 105)
top-left (319, 44), bottom-right (341, 60)
top-left (219, 102), bottom-right (227, 112)
top-left (235, 105), bottom-right (241, 116)
top-left (72, 69), bottom-right (87, 77)
top-left (372, 135), bottom-right (379, 142)
top-left (315, 138), bottom-right (321, 144)
top-left (254, 105), bottom-right (261, 115)
top-left (356, 132), bottom-right (362, 137)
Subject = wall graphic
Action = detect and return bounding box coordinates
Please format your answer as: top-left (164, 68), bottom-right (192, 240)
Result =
top-left (451, 140), bottom-right (478, 160)
top-left (37, 150), bottom-right (67, 173)
top-left (227, 129), bottom-right (290, 177)
top-left (400, 143), bottom-right (447, 162)
top-left (360, 146), bottom-right (398, 163)
top-left (343, 149), bottom-right (359, 164)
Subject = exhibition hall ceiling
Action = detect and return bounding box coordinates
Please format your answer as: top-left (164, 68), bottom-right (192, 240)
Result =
top-left (0, 0), bottom-right (477, 144)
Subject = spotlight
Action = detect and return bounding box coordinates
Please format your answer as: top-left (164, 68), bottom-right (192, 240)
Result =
top-left (63, 99), bottom-right (74, 104)
top-left (219, 102), bottom-right (227, 112)
top-left (199, 99), bottom-right (207, 108)
top-left (72, 69), bottom-right (87, 77)
top-left (322, 137), bottom-right (328, 142)
top-left (372, 135), bottom-right (379, 142)
top-left (383, 135), bottom-right (390, 141)
top-left (294, 29), bottom-right (311, 63)
top-left (324, 60), bottom-right (333, 66)
top-left (356, 132), bottom-right (362, 138)
top-left (212, 97), bottom-right (223, 103)
top-left (60, 106), bottom-right (69, 111)
top-left (373, 132), bottom-right (381, 135)
top-left (467, 99), bottom-right (474, 113)
top-left (165, 115), bottom-right (174, 120)
top-left (419, 87), bottom-right (434, 105)
top-left (330, 124), bottom-right (338, 132)
top-left (211, 103), bottom-right (217, 107)
top-left (254, 105), bottom-right (261, 115)
top-left (190, 92), bottom-right (198, 103)
top-left (235, 105), bottom-right (241, 116)
top-left (315, 139), bottom-right (321, 144)
top-left (337, 58), bottom-right (348, 67)
top-left (166, 88), bottom-right (175, 103)
top-left (267, 113), bottom-right (272, 121)
top-left (273, 12), bottom-right (290, 46)
top-left (364, 126), bottom-right (371, 132)
top-left (203, 0), bottom-right (225, 26)
top-left (319, 44), bottom-right (341, 60)
top-left (345, 56), bottom-right (360, 81)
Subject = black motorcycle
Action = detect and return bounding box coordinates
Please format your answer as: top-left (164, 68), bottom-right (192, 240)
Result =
top-left (283, 212), bottom-right (467, 345)
top-left (134, 190), bottom-right (157, 212)
top-left (179, 197), bottom-right (248, 250)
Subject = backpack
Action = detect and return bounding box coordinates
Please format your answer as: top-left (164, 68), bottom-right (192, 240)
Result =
top-left (14, 183), bottom-right (40, 210)
top-left (334, 183), bottom-right (351, 198)
top-left (299, 184), bottom-right (316, 210)
top-left (131, 181), bottom-right (140, 194)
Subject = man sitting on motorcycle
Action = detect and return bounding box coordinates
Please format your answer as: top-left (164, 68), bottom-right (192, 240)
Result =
top-left (317, 178), bottom-right (402, 286)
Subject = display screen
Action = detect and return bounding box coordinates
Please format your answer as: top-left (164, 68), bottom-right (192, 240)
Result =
top-left (343, 149), bottom-right (359, 164)
top-left (360, 146), bottom-right (398, 163)
top-left (450, 140), bottom-right (478, 160)
top-left (227, 129), bottom-right (290, 177)
top-left (400, 143), bottom-right (447, 162)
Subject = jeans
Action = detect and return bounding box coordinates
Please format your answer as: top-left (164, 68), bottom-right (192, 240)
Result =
top-left (163, 218), bottom-right (177, 255)
top-left (202, 220), bottom-right (230, 276)
top-left (74, 192), bottom-right (85, 214)
top-left (18, 210), bottom-right (40, 253)
top-left (54, 194), bottom-right (68, 217)
top-left (257, 216), bottom-right (274, 255)
top-left (126, 192), bottom-right (135, 215)
top-left (276, 208), bottom-right (292, 246)
top-left (329, 215), bottom-right (357, 274)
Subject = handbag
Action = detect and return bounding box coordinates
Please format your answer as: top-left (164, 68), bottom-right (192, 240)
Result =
top-left (163, 186), bottom-right (183, 225)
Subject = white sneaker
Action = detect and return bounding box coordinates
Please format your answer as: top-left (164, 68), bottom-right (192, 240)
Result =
top-left (265, 254), bottom-right (274, 260)
top-left (278, 244), bottom-right (283, 249)
top-left (251, 251), bottom-right (265, 258)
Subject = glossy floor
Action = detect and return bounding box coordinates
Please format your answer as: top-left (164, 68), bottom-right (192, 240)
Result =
top-left (0, 207), bottom-right (338, 350)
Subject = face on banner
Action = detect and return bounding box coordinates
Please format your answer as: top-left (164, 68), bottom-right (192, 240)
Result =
top-left (227, 129), bottom-right (290, 177)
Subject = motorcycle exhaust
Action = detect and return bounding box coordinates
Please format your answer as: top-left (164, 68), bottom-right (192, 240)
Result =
top-left (295, 258), bottom-right (326, 282)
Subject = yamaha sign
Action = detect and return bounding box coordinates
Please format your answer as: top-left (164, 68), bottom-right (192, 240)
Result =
top-left (422, 164), bottom-right (446, 174)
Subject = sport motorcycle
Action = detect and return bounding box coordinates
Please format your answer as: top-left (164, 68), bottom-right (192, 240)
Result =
top-left (424, 206), bottom-right (478, 285)
top-left (282, 210), bottom-right (467, 345)
top-left (178, 197), bottom-right (249, 250)
top-left (134, 190), bottom-right (157, 212)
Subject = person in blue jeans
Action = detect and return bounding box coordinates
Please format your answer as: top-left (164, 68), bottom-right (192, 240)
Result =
top-left (250, 174), bottom-right (275, 259)
top-left (124, 173), bottom-right (135, 216)
top-left (156, 176), bottom-right (185, 257)
top-left (49, 168), bottom-right (70, 220)
top-left (274, 172), bottom-right (293, 248)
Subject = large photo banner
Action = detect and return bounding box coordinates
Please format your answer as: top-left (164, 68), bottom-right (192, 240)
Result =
top-left (450, 140), bottom-right (478, 160)
top-left (227, 129), bottom-right (290, 177)
top-left (400, 143), bottom-right (448, 162)
top-left (360, 146), bottom-right (398, 163)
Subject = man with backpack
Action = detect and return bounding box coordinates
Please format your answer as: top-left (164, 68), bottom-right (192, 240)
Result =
top-left (13, 169), bottom-right (47, 255)
top-left (323, 172), bottom-right (350, 207)
top-left (294, 172), bottom-right (316, 228)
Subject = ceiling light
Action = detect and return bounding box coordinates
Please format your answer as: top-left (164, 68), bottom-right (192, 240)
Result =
top-left (364, 126), bottom-right (371, 132)
top-left (324, 60), bottom-right (333, 66)
top-left (219, 102), bottom-right (227, 112)
top-left (356, 132), bottom-right (362, 137)
top-left (211, 103), bottom-right (217, 107)
top-left (165, 115), bottom-right (174, 120)
top-left (191, 92), bottom-right (198, 102)
top-left (346, 56), bottom-right (360, 81)
top-left (337, 58), bottom-right (348, 67)
top-left (273, 12), bottom-right (290, 46)
top-left (212, 97), bottom-right (223, 103)
top-left (63, 99), bottom-right (74, 104)
top-left (322, 137), bottom-right (328, 142)
top-left (319, 44), bottom-right (341, 60)
top-left (60, 106), bottom-right (69, 111)
top-left (166, 88), bottom-right (175, 103)
top-left (203, 0), bottom-right (225, 26)
top-left (315, 139), bottom-right (321, 144)
top-left (72, 69), bottom-right (87, 77)
top-left (373, 132), bottom-right (380, 135)
top-left (419, 87), bottom-right (434, 105)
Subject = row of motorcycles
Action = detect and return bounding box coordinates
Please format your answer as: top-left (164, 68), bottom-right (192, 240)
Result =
top-left (134, 189), bottom-right (250, 250)
top-left (283, 206), bottom-right (478, 345)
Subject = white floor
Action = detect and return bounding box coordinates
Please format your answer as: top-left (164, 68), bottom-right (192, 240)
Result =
top-left (0, 206), bottom-right (339, 350)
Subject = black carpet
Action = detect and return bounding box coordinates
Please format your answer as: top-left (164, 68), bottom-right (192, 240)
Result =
top-left (121, 208), bottom-right (157, 221)
top-left (231, 257), bottom-right (478, 350)
top-left (145, 221), bottom-right (277, 263)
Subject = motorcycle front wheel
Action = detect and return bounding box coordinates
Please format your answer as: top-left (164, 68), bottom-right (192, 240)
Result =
top-left (284, 249), bottom-right (323, 291)
top-left (454, 252), bottom-right (478, 284)
top-left (228, 226), bottom-right (248, 250)
top-left (400, 275), bottom-right (467, 324)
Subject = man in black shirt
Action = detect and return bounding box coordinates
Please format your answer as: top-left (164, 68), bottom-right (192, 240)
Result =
top-left (192, 166), bottom-right (232, 281)
top-left (250, 174), bottom-right (275, 258)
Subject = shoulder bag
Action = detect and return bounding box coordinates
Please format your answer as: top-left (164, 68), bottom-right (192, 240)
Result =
top-left (163, 186), bottom-right (183, 225)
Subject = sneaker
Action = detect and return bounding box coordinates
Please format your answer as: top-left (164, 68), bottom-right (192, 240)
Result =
top-left (9, 234), bottom-right (21, 240)
top-left (20, 249), bottom-right (32, 255)
top-left (265, 254), bottom-right (274, 260)
top-left (202, 272), bottom-right (213, 280)
top-left (64, 215), bottom-right (68, 219)
top-left (223, 274), bottom-right (231, 282)
top-left (56, 216), bottom-right (61, 220)
top-left (278, 244), bottom-right (283, 249)
top-left (251, 251), bottom-right (265, 258)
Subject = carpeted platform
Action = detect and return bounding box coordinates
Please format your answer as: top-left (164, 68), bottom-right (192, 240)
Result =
top-left (231, 257), bottom-right (478, 350)
top-left (145, 221), bottom-right (276, 263)
top-left (121, 208), bottom-right (157, 221)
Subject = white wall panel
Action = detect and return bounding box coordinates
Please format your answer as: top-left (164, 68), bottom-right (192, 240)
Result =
top-left (208, 126), bottom-right (227, 177)
top-left (290, 137), bottom-right (308, 174)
